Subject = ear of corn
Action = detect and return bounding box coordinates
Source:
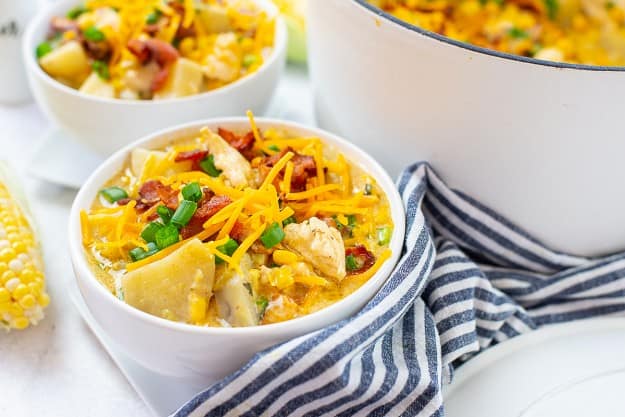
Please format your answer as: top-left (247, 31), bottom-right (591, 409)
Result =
top-left (0, 164), bottom-right (49, 331)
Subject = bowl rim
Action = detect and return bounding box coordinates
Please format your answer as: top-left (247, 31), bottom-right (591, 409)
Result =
top-left (68, 117), bottom-right (406, 336)
top-left (22, 0), bottom-right (287, 105)
top-left (352, 0), bottom-right (625, 72)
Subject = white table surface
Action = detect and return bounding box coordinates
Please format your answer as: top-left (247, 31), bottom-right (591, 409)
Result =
top-left (0, 65), bottom-right (313, 417)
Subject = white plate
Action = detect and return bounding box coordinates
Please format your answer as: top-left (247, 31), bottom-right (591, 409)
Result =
top-left (27, 65), bottom-right (313, 189)
top-left (444, 318), bottom-right (625, 417)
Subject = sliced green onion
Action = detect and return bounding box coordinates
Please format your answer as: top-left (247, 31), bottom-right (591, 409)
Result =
top-left (364, 184), bottom-right (373, 196)
top-left (199, 154), bottom-right (222, 177)
top-left (242, 53), bottom-right (258, 68)
top-left (282, 215), bottom-right (296, 227)
top-left (256, 296), bottom-right (269, 317)
top-left (129, 242), bottom-right (159, 262)
top-left (36, 42), bottom-right (53, 59)
top-left (83, 26), bottom-right (106, 42)
top-left (155, 224), bottom-right (179, 250)
top-left (92, 60), bottom-right (110, 80)
top-left (346, 254), bottom-right (360, 271)
top-left (215, 238), bottom-right (239, 265)
top-left (347, 214), bottom-right (357, 228)
top-left (260, 222), bottom-right (285, 248)
top-left (508, 27), bottom-right (528, 39)
top-left (268, 144), bottom-right (280, 152)
top-left (67, 5), bottom-right (87, 19)
top-left (377, 226), bottom-right (392, 246)
top-left (145, 9), bottom-right (162, 24)
top-left (181, 182), bottom-right (202, 202)
top-left (171, 200), bottom-right (197, 228)
top-left (141, 222), bottom-right (163, 243)
top-left (99, 186), bottom-right (128, 203)
top-left (156, 205), bottom-right (173, 224)
top-left (544, 0), bottom-right (558, 19)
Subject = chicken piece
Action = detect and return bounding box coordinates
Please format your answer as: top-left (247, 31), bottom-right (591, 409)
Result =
top-left (39, 41), bottom-right (90, 86)
top-left (214, 254), bottom-right (259, 327)
top-left (201, 128), bottom-right (252, 187)
top-left (121, 239), bottom-right (215, 323)
top-left (283, 217), bottom-right (346, 281)
top-left (79, 72), bottom-right (115, 98)
top-left (203, 33), bottom-right (241, 82)
top-left (153, 58), bottom-right (204, 99)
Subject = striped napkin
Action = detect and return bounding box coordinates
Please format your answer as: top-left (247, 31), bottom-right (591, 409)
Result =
top-left (174, 162), bottom-right (625, 417)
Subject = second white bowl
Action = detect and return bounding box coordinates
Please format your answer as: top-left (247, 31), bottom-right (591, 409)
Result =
top-left (23, 0), bottom-right (287, 155)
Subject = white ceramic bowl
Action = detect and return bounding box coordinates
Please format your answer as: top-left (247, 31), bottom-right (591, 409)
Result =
top-left (23, 0), bottom-right (286, 156)
top-left (68, 117), bottom-right (405, 384)
top-left (308, 0), bottom-right (625, 256)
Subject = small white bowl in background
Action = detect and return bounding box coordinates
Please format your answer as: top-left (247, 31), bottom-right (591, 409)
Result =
top-left (23, 0), bottom-right (287, 155)
top-left (68, 118), bottom-right (405, 384)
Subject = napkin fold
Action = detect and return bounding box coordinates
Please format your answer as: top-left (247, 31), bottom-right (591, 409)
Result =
top-left (174, 162), bottom-right (625, 417)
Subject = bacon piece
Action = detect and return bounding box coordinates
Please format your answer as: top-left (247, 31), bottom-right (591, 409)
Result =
top-left (127, 38), bottom-right (179, 91)
top-left (138, 180), bottom-right (178, 210)
top-left (51, 17), bottom-right (80, 34)
top-left (345, 246), bottom-right (376, 275)
top-left (127, 39), bottom-right (151, 63)
top-left (229, 221), bottom-right (246, 243)
top-left (217, 128), bottom-right (256, 160)
top-left (175, 149), bottom-right (208, 170)
top-left (84, 39), bottom-right (111, 61)
top-left (260, 148), bottom-right (317, 192)
top-left (179, 195), bottom-right (232, 239)
top-left (117, 198), bottom-right (150, 213)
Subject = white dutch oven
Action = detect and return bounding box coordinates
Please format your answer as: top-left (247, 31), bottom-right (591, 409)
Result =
top-left (308, 0), bottom-right (625, 257)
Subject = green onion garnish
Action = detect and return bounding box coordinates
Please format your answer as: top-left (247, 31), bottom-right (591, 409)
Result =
top-left (260, 222), bottom-right (285, 248)
top-left (346, 254), bottom-right (360, 271)
top-left (282, 215), bottom-right (296, 227)
top-left (129, 242), bottom-right (159, 262)
top-left (92, 60), bottom-right (110, 80)
top-left (199, 154), bottom-right (222, 177)
top-left (508, 27), bottom-right (528, 39)
top-left (364, 184), bottom-right (373, 195)
top-left (347, 214), bottom-right (357, 228)
top-left (99, 186), bottom-right (128, 203)
top-left (156, 205), bottom-right (173, 223)
top-left (242, 54), bottom-right (258, 68)
top-left (544, 0), bottom-right (558, 19)
top-left (181, 182), bottom-right (202, 202)
top-left (145, 9), bottom-right (162, 24)
top-left (141, 222), bottom-right (164, 243)
top-left (215, 238), bottom-right (239, 265)
top-left (268, 144), bottom-right (280, 152)
top-left (377, 226), bottom-right (392, 246)
top-left (155, 224), bottom-right (179, 250)
top-left (256, 296), bottom-right (269, 317)
top-left (171, 200), bottom-right (197, 228)
top-left (83, 26), bottom-right (106, 42)
top-left (67, 5), bottom-right (87, 19)
top-left (36, 42), bottom-right (53, 59)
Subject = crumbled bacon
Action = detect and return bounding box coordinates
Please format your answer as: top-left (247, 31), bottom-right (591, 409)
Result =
top-left (217, 128), bottom-right (256, 160)
top-left (50, 17), bottom-right (79, 34)
top-left (175, 149), bottom-right (208, 170)
top-left (229, 221), bottom-right (246, 243)
top-left (260, 147), bottom-right (317, 192)
top-left (127, 38), bottom-right (179, 92)
top-left (138, 180), bottom-right (178, 210)
top-left (84, 39), bottom-right (111, 61)
top-left (345, 246), bottom-right (376, 275)
top-left (127, 39), bottom-right (151, 63)
top-left (180, 195), bottom-right (232, 239)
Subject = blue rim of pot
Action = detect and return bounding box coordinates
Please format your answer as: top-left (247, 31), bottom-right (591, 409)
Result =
top-left (353, 0), bottom-right (625, 72)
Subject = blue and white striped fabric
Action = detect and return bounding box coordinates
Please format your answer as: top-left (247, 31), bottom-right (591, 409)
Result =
top-left (174, 162), bottom-right (625, 417)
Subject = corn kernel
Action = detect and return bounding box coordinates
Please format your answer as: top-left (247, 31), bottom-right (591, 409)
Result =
top-left (273, 250), bottom-right (299, 265)
top-left (19, 294), bottom-right (36, 309)
top-left (12, 283), bottom-right (28, 300)
top-left (12, 317), bottom-right (29, 330)
top-left (0, 248), bottom-right (15, 262)
top-left (0, 288), bottom-right (10, 303)
top-left (189, 295), bottom-right (207, 324)
top-left (38, 293), bottom-right (50, 308)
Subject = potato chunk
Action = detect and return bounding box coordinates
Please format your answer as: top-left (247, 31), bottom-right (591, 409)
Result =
top-left (79, 72), bottom-right (115, 98)
top-left (196, 5), bottom-right (232, 33)
top-left (153, 58), bottom-right (204, 99)
top-left (121, 239), bottom-right (215, 323)
top-left (39, 41), bottom-right (90, 86)
top-left (283, 217), bottom-right (346, 281)
top-left (215, 255), bottom-right (259, 327)
top-left (202, 129), bottom-right (252, 187)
